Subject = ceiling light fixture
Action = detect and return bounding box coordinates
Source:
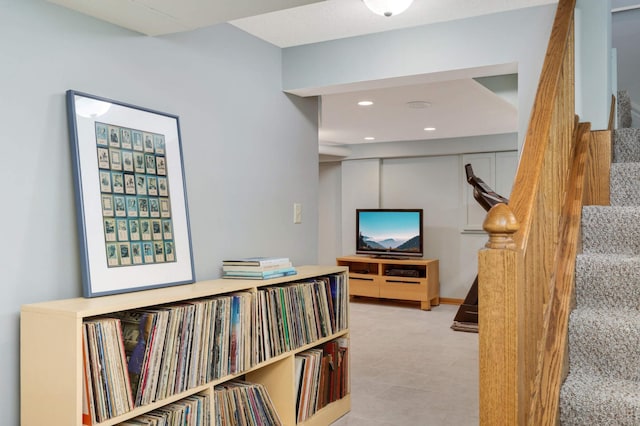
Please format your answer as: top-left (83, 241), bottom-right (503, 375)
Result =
top-left (358, 100), bottom-right (374, 106)
top-left (362, 0), bottom-right (414, 17)
top-left (364, 136), bottom-right (376, 140)
top-left (424, 127), bottom-right (436, 131)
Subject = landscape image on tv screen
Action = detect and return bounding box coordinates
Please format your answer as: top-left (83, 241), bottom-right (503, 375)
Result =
top-left (357, 210), bottom-right (421, 254)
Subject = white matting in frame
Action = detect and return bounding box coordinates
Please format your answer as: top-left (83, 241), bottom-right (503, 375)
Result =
top-left (67, 90), bottom-right (195, 297)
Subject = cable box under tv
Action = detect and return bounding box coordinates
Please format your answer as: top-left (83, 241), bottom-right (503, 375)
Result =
top-left (385, 268), bottom-right (420, 278)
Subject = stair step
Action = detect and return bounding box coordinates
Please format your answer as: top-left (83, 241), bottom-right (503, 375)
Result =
top-left (611, 162), bottom-right (640, 206)
top-left (568, 307), bottom-right (640, 382)
top-left (582, 206), bottom-right (640, 254)
top-left (575, 254), bottom-right (640, 309)
top-left (560, 373), bottom-right (640, 425)
top-left (614, 128), bottom-right (640, 163)
top-left (560, 126), bottom-right (640, 424)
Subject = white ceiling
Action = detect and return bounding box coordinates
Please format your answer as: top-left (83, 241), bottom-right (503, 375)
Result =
top-left (231, 0), bottom-right (556, 48)
top-left (47, 0), bottom-right (558, 154)
top-left (320, 77), bottom-right (518, 145)
top-left (46, 0), bottom-right (326, 36)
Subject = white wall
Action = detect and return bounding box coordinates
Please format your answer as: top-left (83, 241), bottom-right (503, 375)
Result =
top-left (340, 159), bottom-right (381, 255)
top-left (575, 0), bottom-right (613, 129)
top-left (318, 162), bottom-right (342, 266)
top-left (613, 3), bottom-right (640, 125)
top-left (1, 1), bottom-right (319, 424)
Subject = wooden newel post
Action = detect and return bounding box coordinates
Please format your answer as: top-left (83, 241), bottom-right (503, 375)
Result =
top-left (479, 203), bottom-right (525, 425)
top-left (484, 203), bottom-right (519, 250)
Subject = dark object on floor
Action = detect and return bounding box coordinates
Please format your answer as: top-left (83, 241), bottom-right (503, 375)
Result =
top-left (452, 164), bottom-right (509, 333)
top-left (451, 277), bottom-right (478, 333)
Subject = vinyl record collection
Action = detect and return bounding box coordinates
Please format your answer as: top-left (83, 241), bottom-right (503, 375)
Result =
top-left (295, 339), bottom-right (349, 423)
top-left (214, 380), bottom-right (282, 426)
top-left (118, 393), bottom-right (210, 426)
top-left (255, 274), bottom-right (348, 363)
top-left (81, 273), bottom-right (348, 425)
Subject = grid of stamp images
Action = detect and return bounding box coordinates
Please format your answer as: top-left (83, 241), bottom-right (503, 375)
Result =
top-left (96, 122), bottom-right (176, 267)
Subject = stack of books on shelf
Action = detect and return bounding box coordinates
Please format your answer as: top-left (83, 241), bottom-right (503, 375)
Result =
top-left (222, 257), bottom-right (297, 280)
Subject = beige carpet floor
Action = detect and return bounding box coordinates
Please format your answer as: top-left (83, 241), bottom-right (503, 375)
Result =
top-left (332, 299), bottom-right (478, 426)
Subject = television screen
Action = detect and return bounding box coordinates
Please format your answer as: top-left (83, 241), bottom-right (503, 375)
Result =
top-left (356, 209), bottom-right (423, 258)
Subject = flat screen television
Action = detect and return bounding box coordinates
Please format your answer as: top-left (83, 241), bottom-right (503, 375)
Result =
top-left (356, 209), bottom-right (423, 258)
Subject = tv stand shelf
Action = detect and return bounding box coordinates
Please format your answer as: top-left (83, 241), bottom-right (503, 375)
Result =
top-left (337, 256), bottom-right (439, 310)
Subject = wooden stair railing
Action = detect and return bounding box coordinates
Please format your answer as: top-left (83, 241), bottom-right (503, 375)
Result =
top-left (479, 0), bottom-right (576, 420)
top-left (476, 0), bottom-right (612, 423)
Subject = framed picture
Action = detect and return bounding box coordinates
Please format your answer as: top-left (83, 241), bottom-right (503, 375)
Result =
top-left (67, 90), bottom-right (195, 297)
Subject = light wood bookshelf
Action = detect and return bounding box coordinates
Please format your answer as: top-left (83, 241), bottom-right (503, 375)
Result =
top-left (20, 265), bottom-right (350, 426)
top-left (337, 256), bottom-right (439, 310)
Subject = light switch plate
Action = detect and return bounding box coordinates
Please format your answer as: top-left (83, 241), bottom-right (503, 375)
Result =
top-left (294, 203), bottom-right (302, 224)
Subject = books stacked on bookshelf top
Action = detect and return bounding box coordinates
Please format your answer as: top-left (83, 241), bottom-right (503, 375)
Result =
top-left (222, 257), bottom-right (297, 280)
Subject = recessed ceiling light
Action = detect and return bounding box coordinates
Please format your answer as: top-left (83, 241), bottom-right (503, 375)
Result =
top-left (424, 127), bottom-right (436, 131)
top-left (364, 136), bottom-right (376, 140)
top-left (407, 101), bottom-right (432, 109)
top-left (358, 101), bottom-right (374, 106)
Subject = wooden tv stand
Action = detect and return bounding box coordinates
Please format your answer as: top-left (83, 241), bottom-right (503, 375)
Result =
top-left (337, 255), bottom-right (439, 310)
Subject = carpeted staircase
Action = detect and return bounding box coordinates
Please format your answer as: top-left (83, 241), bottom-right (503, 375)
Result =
top-left (559, 98), bottom-right (640, 424)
